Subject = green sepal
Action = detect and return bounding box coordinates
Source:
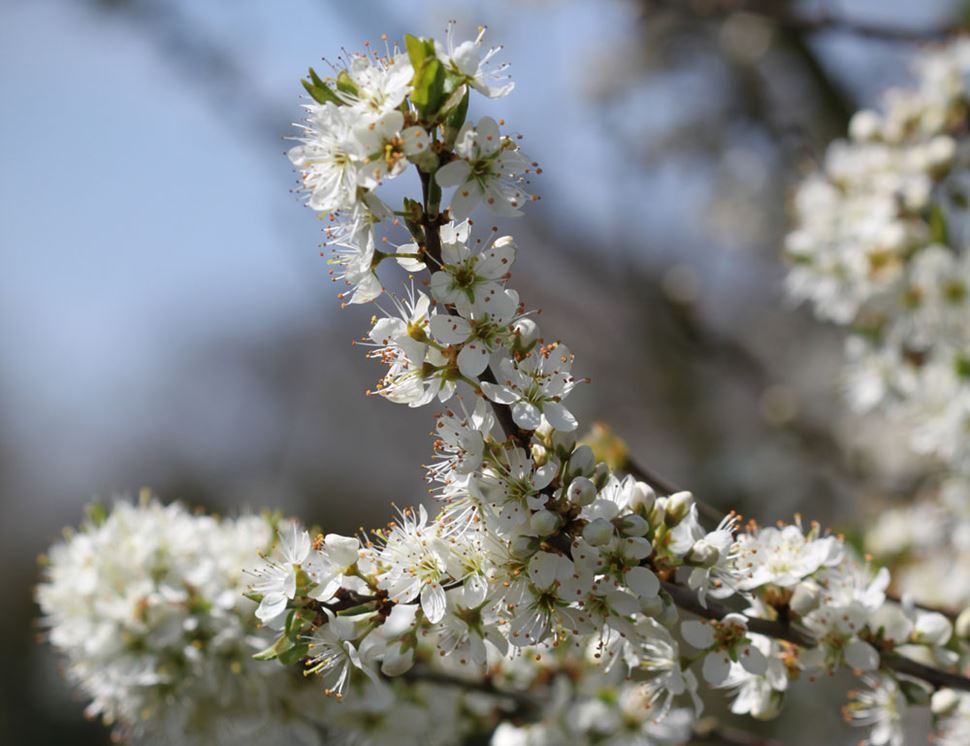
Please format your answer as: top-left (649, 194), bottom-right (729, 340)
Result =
top-left (336, 69), bottom-right (359, 96)
top-left (301, 67), bottom-right (342, 106)
top-left (403, 197), bottom-right (425, 242)
top-left (278, 642), bottom-right (310, 666)
top-left (253, 633), bottom-right (296, 661)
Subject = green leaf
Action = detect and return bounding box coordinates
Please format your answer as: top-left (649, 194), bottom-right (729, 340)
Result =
top-left (404, 34), bottom-right (432, 70)
top-left (278, 642), bottom-right (310, 666)
top-left (929, 203), bottom-right (949, 245)
top-left (411, 58), bottom-right (446, 117)
top-left (253, 633), bottom-right (296, 661)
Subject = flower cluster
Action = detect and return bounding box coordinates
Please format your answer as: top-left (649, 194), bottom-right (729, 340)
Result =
top-left (248, 27), bottom-right (970, 746)
top-left (34, 496), bottom-right (323, 745)
top-left (785, 41), bottom-right (970, 474)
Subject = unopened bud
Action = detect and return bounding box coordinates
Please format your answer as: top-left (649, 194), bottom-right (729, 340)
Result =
top-left (583, 518), bottom-right (614, 547)
top-left (567, 476), bottom-right (596, 507)
top-left (512, 317), bottom-right (540, 349)
top-left (550, 429), bottom-right (577, 456)
top-left (617, 514), bottom-right (649, 537)
top-left (790, 581), bottom-right (821, 617)
top-left (664, 491), bottom-right (694, 527)
top-left (592, 461), bottom-right (610, 489)
top-left (931, 688), bottom-right (959, 716)
top-left (649, 500), bottom-right (666, 528)
top-left (686, 539), bottom-right (719, 568)
top-left (567, 445), bottom-right (595, 478)
top-left (629, 481), bottom-right (656, 513)
top-left (509, 535), bottom-right (539, 560)
top-left (530, 509), bottom-right (560, 536)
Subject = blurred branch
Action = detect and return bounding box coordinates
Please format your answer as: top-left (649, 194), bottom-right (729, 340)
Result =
top-left (650, 0), bottom-right (967, 42)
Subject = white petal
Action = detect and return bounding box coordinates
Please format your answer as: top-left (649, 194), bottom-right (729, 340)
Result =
top-left (256, 593), bottom-right (288, 623)
top-left (681, 620), bottom-right (715, 649)
top-left (740, 644), bottom-right (768, 676)
top-left (396, 242), bottom-right (426, 272)
top-left (512, 401), bottom-right (542, 430)
top-left (481, 381), bottom-right (520, 405)
top-left (435, 159), bottom-right (472, 188)
top-left (624, 566), bottom-right (660, 598)
top-left (528, 551), bottom-right (560, 589)
top-left (845, 639), bottom-right (880, 671)
top-left (420, 583), bottom-right (447, 624)
top-left (429, 314), bottom-right (470, 345)
top-left (542, 402), bottom-right (577, 432)
top-left (458, 342), bottom-right (490, 377)
top-left (447, 179), bottom-right (483, 221)
top-left (702, 651), bottom-right (732, 685)
top-left (476, 116), bottom-right (502, 157)
top-left (324, 534), bottom-right (360, 568)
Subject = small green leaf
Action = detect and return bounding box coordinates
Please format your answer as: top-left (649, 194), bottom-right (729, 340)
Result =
top-left (929, 203), bottom-right (949, 245)
top-left (411, 58), bottom-right (446, 117)
top-left (443, 87), bottom-right (470, 146)
top-left (253, 633), bottom-right (295, 661)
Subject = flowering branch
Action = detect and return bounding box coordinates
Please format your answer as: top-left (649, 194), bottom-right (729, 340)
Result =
top-left (36, 23), bottom-right (970, 746)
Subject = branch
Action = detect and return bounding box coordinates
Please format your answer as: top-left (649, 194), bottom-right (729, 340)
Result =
top-left (662, 581), bottom-right (970, 693)
top-left (417, 169), bottom-right (528, 448)
top-left (648, 0), bottom-right (966, 42)
top-left (402, 666), bottom-right (541, 720)
top-left (624, 456), bottom-right (725, 526)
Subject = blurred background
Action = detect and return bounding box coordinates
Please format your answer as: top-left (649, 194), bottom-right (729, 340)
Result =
top-left (2, 0), bottom-right (966, 743)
